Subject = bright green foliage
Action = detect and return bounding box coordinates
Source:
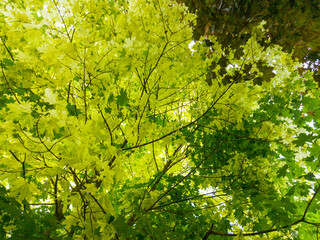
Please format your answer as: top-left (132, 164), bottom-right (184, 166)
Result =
top-left (0, 0), bottom-right (320, 239)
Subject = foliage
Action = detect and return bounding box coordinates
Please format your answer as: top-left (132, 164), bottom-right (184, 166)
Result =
top-left (181, 0), bottom-right (320, 83)
top-left (1, 0), bottom-right (320, 239)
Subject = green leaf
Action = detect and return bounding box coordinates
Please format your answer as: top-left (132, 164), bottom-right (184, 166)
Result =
top-left (277, 165), bottom-right (289, 177)
top-left (31, 12), bottom-right (44, 21)
top-left (2, 58), bottom-right (14, 66)
top-left (116, 88), bottom-right (128, 106)
top-left (66, 103), bottom-right (80, 116)
top-left (300, 172), bottom-right (315, 181)
top-left (293, 133), bottom-right (315, 147)
top-left (113, 216), bottom-right (135, 238)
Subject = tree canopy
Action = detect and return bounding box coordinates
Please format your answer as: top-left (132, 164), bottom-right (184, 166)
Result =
top-left (1, 0), bottom-right (320, 239)
top-left (181, 0), bottom-right (320, 83)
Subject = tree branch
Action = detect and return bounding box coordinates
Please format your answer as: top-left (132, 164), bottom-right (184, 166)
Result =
top-left (0, 36), bottom-right (14, 61)
top-left (203, 184), bottom-right (320, 238)
top-left (1, 62), bottom-right (20, 104)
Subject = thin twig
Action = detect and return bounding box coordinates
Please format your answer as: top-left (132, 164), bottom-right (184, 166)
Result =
top-left (0, 36), bottom-right (14, 61)
top-left (1, 62), bottom-right (20, 104)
